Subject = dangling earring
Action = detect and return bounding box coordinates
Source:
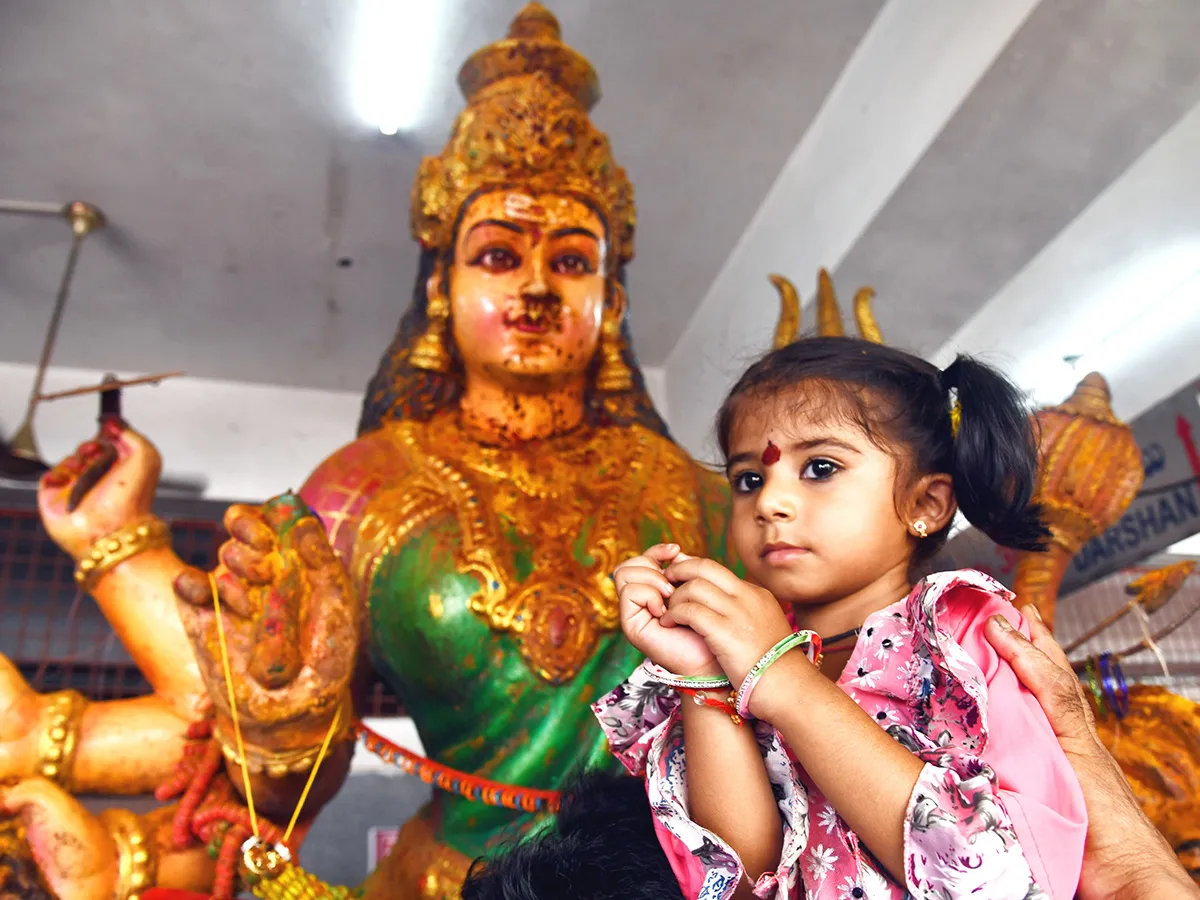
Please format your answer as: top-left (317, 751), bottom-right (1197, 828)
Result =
top-left (596, 282), bottom-right (633, 393)
top-left (410, 265), bottom-right (452, 374)
top-left (912, 520), bottom-right (928, 539)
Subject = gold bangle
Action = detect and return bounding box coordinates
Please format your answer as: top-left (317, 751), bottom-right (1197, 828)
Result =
top-left (216, 711), bottom-right (354, 779)
top-left (35, 689), bottom-right (86, 790)
top-left (99, 809), bottom-right (156, 900)
top-left (75, 516), bottom-right (171, 592)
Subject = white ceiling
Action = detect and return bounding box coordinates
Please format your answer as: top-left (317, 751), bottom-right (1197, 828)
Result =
top-left (2, 0), bottom-right (1199, 533)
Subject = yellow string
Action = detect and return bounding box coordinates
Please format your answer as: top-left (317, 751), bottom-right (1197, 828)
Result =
top-left (281, 703), bottom-right (342, 844)
top-left (209, 572), bottom-right (260, 838)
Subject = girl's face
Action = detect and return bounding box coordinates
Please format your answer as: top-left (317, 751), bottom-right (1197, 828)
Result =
top-left (725, 391), bottom-right (917, 608)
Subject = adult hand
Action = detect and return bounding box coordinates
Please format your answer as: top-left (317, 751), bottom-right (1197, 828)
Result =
top-left (984, 611), bottom-right (1199, 900)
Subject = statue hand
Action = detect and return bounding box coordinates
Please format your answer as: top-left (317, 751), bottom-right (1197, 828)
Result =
top-left (0, 777), bottom-right (118, 900)
top-left (172, 493), bottom-right (359, 751)
top-left (38, 419), bottom-right (162, 560)
top-left (0, 654), bottom-right (40, 780)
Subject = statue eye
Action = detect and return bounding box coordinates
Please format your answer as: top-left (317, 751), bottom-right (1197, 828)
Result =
top-left (474, 247), bottom-right (520, 271)
top-left (551, 252), bottom-right (594, 275)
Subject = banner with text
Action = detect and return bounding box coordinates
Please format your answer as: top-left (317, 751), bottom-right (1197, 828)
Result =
top-left (935, 377), bottom-right (1200, 594)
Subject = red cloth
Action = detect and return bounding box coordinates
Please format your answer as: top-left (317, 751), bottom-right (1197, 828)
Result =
top-left (143, 890), bottom-right (212, 900)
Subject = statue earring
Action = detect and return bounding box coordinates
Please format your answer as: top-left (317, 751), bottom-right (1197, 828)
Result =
top-left (596, 283), bottom-right (633, 393)
top-left (410, 270), bottom-right (452, 374)
top-left (912, 520), bottom-right (928, 539)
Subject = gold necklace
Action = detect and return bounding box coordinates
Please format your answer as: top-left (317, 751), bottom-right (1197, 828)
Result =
top-left (352, 416), bottom-right (705, 684)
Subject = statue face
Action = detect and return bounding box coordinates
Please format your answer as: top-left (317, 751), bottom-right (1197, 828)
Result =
top-left (447, 191), bottom-right (609, 393)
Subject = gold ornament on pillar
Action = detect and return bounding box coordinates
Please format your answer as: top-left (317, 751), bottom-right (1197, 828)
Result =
top-left (409, 265), bottom-right (452, 374)
top-left (595, 283), bottom-right (633, 393)
top-left (769, 268), bottom-right (884, 348)
top-left (1011, 372), bottom-right (1143, 628)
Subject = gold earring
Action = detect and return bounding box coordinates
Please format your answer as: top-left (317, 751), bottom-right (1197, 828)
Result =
top-left (913, 520), bottom-right (928, 539)
top-left (410, 272), bottom-right (452, 374)
top-left (596, 283), bottom-right (633, 393)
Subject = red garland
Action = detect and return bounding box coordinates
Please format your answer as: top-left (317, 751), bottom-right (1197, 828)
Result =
top-left (353, 720), bottom-right (562, 813)
top-left (154, 717), bottom-right (283, 900)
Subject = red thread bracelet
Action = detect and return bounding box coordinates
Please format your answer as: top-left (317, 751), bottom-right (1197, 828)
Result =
top-left (678, 686), bottom-right (744, 726)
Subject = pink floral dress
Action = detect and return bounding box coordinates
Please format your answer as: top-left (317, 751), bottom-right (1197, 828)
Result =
top-left (592, 570), bottom-right (1087, 900)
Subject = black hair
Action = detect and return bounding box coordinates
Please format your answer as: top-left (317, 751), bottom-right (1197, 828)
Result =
top-left (460, 770), bottom-right (683, 900)
top-left (716, 336), bottom-right (1049, 564)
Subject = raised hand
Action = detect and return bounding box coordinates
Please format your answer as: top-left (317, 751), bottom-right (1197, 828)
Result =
top-left (658, 555), bottom-right (793, 689)
top-left (172, 493), bottom-right (359, 765)
top-left (37, 419), bottom-right (162, 560)
top-left (0, 777), bottom-right (118, 900)
top-left (614, 544), bottom-right (718, 676)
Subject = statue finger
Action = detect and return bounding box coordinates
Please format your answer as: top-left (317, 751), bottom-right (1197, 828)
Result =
top-left (38, 446), bottom-right (90, 490)
top-left (66, 442), bottom-right (118, 512)
top-left (174, 566), bottom-right (215, 607)
top-left (228, 508), bottom-right (276, 552)
top-left (215, 571), bottom-right (255, 619)
top-left (223, 503), bottom-right (271, 542)
top-left (248, 558), bottom-right (304, 690)
top-left (294, 517), bottom-right (338, 570)
top-left (299, 558), bottom-right (359, 682)
top-left (219, 539), bottom-right (273, 585)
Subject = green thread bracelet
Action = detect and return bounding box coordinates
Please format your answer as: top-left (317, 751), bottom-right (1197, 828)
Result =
top-left (735, 631), bottom-right (820, 719)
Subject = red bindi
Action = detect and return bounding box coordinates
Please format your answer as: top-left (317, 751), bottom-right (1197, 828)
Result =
top-left (761, 441), bottom-right (781, 466)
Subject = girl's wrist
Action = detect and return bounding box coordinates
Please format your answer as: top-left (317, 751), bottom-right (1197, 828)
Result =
top-left (746, 650), bottom-right (811, 722)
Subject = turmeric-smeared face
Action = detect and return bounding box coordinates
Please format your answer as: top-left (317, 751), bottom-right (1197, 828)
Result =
top-left (447, 190), bottom-right (609, 392)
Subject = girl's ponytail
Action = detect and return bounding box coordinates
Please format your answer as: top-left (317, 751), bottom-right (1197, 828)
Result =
top-left (941, 356), bottom-right (1051, 552)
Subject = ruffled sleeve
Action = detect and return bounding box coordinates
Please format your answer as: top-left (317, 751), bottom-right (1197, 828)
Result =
top-left (900, 571), bottom-right (1087, 900)
top-left (593, 662), bottom-right (809, 900)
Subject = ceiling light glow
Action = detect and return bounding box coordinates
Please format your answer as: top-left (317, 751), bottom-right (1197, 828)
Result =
top-left (352, 0), bottom-right (444, 136)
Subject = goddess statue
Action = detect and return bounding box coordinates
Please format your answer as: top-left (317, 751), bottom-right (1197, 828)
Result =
top-left (0, 6), bottom-right (734, 899)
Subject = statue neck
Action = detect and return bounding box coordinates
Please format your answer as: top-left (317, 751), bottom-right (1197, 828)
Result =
top-left (459, 378), bottom-right (587, 444)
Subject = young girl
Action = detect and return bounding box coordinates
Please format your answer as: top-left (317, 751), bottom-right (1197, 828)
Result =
top-left (595, 337), bottom-right (1087, 900)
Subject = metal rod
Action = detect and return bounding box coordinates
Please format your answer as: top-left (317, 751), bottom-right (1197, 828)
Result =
top-left (0, 199), bottom-right (67, 217)
top-left (38, 371), bottom-right (186, 402)
top-left (1063, 598), bottom-right (1137, 655)
top-left (1071, 598), bottom-right (1200, 671)
top-left (18, 232), bottom-right (86, 424)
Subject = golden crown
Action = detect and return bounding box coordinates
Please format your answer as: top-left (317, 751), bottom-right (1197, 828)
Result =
top-left (411, 3), bottom-right (636, 264)
top-left (768, 268), bottom-right (884, 347)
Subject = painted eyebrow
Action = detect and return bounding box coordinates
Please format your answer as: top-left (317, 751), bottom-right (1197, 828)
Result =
top-left (548, 226), bottom-right (600, 241)
top-left (724, 437), bottom-right (862, 475)
top-left (466, 218), bottom-right (524, 238)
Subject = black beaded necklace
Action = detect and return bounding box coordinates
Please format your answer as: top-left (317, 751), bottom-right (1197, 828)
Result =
top-left (820, 626), bottom-right (862, 648)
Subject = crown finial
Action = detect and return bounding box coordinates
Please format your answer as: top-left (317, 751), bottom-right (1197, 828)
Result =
top-left (457, 3), bottom-right (599, 110)
top-left (1057, 372), bottom-right (1120, 425)
top-left (508, 3), bottom-right (561, 40)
